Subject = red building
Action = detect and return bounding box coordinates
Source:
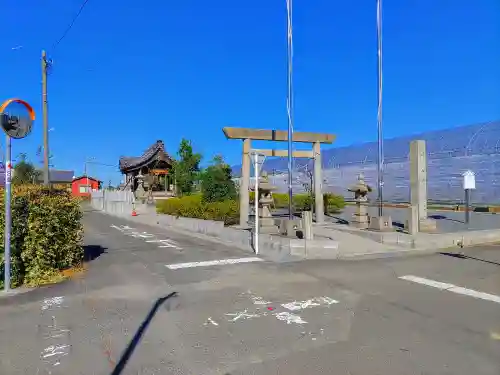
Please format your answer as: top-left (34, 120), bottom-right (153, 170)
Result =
top-left (72, 176), bottom-right (101, 197)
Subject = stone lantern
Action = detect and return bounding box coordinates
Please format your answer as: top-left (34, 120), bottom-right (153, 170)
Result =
top-left (348, 173), bottom-right (372, 228)
top-left (134, 172), bottom-right (147, 202)
top-left (252, 171), bottom-right (279, 233)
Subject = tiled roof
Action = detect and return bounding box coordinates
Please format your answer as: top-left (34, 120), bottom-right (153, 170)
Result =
top-left (119, 140), bottom-right (173, 172)
top-left (0, 169), bottom-right (74, 186)
top-left (73, 175), bottom-right (102, 183)
top-left (37, 170), bottom-right (75, 183)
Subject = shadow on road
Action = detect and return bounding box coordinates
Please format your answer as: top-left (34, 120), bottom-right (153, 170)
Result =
top-left (439, 251), bottom-right (500, 266)
top-left (325, 214), bottom-right (349, 225)
top-left (83, 245), bottom-right (107, 262)
top-left (429, 214), bottom-right (464, 224)
top-left (110, 292), bottom-right (178, 375)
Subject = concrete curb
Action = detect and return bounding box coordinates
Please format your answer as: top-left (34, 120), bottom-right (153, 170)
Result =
top-left (100, 211), bottom-right (255, 253)
top-left (91, 209), bottom-right (499, 262)
top-left (336, 247), bottom-right (439, 261)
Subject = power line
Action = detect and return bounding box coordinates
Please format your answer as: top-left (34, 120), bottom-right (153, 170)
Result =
top-left (51, 0), bottom-right (92, 51)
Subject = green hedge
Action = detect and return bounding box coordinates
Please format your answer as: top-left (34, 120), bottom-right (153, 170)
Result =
top-left (249, 192), bottom-right (345, 213)
top-left (323, 193), bottom-right (345, 214)
top-left (0, 186), bottom-right (84, 289)
top-left (156, 194), bottom-right (239, 226)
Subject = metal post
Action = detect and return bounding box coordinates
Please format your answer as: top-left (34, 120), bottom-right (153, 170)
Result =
top-left (286, 0), bottom-right (294, 220)
top-left (3, 136), bottom-right (12, 292)
top-left (465, 188), bottom-right (471, 225)
top-left (42, 50), bottom-right (50, 186)
top-left (254, 153), bottom-right (259, 255)
top-left (376, 0), bottom-right (384, 217)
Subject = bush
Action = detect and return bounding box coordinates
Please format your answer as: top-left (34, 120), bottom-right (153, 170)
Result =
top-left (157, 194), bottom-right (239, 225)
top-left (272, 193), bottom-right (289, 208)
top-left (201, 156), bottom-right (237, 203)
top-left (323, 193), bottom-right (345, 214)
top-left (292, 194), bottom-right (312, 211)
top-left (0, 186), bottom-right (83, 289)
top-left (249, 191), bottom-right (344, 214)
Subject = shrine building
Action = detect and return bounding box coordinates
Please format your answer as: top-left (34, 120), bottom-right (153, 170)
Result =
top-left (119, 140), bottom-right (174, 196)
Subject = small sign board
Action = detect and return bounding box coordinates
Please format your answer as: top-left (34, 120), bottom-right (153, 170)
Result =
top-left (462, 170), bottom-right (476, 190)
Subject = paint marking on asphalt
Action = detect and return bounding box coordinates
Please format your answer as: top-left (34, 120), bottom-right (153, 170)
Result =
top-left (165, 257), bottom-right (264, 270)
top-left (274, 312), bottom-right (307, 324)
top-left (400, 275), bottom-right (500, 304)
top-left (111, 224), bottom-right (182, 249)
top-left (157, 239), bottom-right (181, 249)
top-left (282, 297), bottom-right (339, 311)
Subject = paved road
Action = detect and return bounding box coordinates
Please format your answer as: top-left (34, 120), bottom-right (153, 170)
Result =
top-left (334, 205), bottom-right (500, 232)
top-left (0, 211), bottom-right (499, 374)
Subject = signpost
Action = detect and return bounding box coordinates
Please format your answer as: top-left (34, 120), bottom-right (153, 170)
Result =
top-left (462, 170), bottom-right (476, 225)
top-left (0, 99), bottom-right (35, 292)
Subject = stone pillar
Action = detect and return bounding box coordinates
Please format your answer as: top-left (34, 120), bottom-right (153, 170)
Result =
top-left (302, 211), bottom-right (313, 239)
top-left (352, 201), bottom-right (369, 229)
top-left (239, 138), bottom-right (251, 226)
top-left (410, 140), bottom-right (428, 220)
top-left (409, 140), bottom-right (436, 232)
top-left (407, 205), bottom-right (419, 235)
top-left (313, 142), bottom-right (324, 223)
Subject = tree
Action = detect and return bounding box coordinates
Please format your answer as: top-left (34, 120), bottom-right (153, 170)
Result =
top-left (172, 138), bottom-right (202, 196)
top-left (201, 155), bottom-right (237, 202)
top-left (12, 154), bottom-right (40, 185)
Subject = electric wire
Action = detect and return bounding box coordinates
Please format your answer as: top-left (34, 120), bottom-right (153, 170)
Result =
top-left (51, 0), bottom-right (92, 51)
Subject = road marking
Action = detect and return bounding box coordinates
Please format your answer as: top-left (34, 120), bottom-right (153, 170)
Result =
top-left (41, 296), bottom-right (65, 311)
top-left (38, 296), bottom-right (71, 370)
top-left (226, 310), bottom-right (262, 322)
top-left (204, 317), bottom-right (219, 326)
top-left (211, 292), bottom-right (339, 328)
top-left (111, 224), bottom-right (182, 249)
top-left (157, 239), bottom-right (182, 249)
top-left (282, 297), bottom-right (338, 311)
top-left (251, 295), bottom-right (272, 305)
top-left (275, 311), bottom-right (307, 324)
top-left (165, 257), bottom-right (264, 270)
top-left (400, 275), bottom-right (500, 304)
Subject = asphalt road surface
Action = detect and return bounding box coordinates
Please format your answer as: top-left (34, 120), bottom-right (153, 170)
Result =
top-left (0, 210), bottom-right (499, 374)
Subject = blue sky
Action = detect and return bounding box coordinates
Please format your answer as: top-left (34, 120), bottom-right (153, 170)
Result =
top-left (1, 0), bottom-right (499, 184)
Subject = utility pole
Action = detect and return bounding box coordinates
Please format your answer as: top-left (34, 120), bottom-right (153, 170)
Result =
top-left (41, 50), bottom-right (50, 186)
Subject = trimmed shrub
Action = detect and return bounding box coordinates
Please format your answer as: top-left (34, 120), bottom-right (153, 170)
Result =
top-left (157, 194), bottom-right (239, 225)
top-left (249, 191), bottom-right (344, 214)
top-left (272, 193), bottom-right (289, 208)
top-left (293, 194), bottom-right (314, 211)
top-left (0, 186), bottom-right (83, 289)
top-left (323, 193), bottom-right (345, 214)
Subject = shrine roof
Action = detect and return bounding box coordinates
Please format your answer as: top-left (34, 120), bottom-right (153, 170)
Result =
top-left (119, 140), bottom-right (173, 173)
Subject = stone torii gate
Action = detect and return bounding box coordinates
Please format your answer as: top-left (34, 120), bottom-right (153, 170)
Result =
top-left (222, 127), bottom-right (335, 226)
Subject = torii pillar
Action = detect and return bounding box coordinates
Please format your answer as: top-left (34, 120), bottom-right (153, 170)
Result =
top-left (223, 127), bottom-right (335, 227)
top-left (239, 138), bottom-right (251, 227)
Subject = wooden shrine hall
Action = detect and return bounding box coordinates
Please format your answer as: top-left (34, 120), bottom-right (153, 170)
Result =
top-left (119, 140), bottom-right (175, 195)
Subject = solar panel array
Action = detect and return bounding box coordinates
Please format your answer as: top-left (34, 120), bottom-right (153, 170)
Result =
top-left (233, 120), bottom-right (500, 204)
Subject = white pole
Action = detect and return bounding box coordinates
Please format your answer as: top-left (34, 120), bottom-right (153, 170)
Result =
top-left (254, 153), bottom-right (259, 255)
